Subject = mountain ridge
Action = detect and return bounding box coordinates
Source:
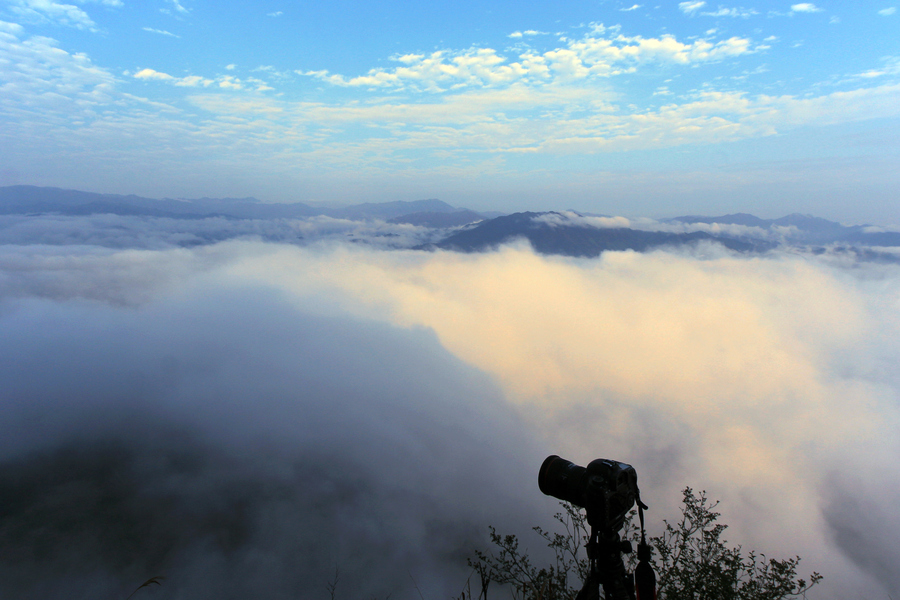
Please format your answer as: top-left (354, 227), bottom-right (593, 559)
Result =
top-left (0, 186), bottom-right (477, 222)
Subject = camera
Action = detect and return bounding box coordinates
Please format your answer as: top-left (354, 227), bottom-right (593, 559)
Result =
top-left (539, 455), bottom-right (652, 600)
top-left (538, 455), bottom-right (639, 532)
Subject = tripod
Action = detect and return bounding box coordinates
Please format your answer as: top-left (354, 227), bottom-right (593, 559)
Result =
top-left (574, 526), bottom-right (635, 600)
top-left (576, 503), bottom-right (656, 600)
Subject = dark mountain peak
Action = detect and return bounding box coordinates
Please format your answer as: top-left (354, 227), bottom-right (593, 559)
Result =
top-left (771, 213), bottom-right (844, 232)
top-left (432, 211), bottom-right (758, 257)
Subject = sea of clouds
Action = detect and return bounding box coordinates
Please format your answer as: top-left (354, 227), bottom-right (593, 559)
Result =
top-left (1, 217), bottom-right (899, 599)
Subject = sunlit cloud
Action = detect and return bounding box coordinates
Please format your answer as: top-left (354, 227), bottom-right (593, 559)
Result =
top-left (134, 67), bottom-right (213, 87)
top-left (5, 239), bottom-right (893, 596)
top-left (300, 31), bottom-right (754, 91)
top-left (791, 3), bottom-right (823, 13)
top-left (134, 67), bottom-right (174, 81)
top-left (132, 67), bottom-right (274, 91)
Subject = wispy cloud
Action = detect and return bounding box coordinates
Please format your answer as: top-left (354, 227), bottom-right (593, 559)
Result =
top-left (8, 0), bottom-right (99, 31)
top-left (679, 1), bottom-right (707, 14)
top-left (620, 4), bottom-right (642, 11)
top-left (878, 7), bottom-right (896, 15)
top-left (855, 56), bottom-right (900, 78)
top-left (701, 6), bottom-right (758, 18)
top-left (165, 0), bottom-right (189, 14)
top-left (143, 27), bottom-right (179, 38)
top-left (267, 10), bottom-right (283, 17)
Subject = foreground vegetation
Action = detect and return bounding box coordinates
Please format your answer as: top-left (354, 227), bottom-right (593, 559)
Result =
top-left (467, 488), bottom-right (822, 600)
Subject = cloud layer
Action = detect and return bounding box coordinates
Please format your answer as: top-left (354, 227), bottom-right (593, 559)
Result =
top-left (0, 244), bottom-right (544, 600)
top-left (2, 236), bottom-right (899, 598)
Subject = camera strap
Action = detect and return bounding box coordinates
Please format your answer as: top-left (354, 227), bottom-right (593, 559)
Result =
top-left (634, 492), bottom-right (657, 600)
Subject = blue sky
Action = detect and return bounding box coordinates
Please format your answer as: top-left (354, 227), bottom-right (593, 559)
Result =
top-left (1, 0), bottom-right (898, 222)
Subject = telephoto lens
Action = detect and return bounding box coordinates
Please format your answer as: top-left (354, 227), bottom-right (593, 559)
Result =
top-left (538, 455), bottom-right (589, 507)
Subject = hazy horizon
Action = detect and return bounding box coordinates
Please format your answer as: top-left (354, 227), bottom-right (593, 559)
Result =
top-left (1, 1), bottom-right (899, 223)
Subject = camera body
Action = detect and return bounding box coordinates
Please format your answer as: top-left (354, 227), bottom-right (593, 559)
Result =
top-left (538, 455), bottom-right (638, 532)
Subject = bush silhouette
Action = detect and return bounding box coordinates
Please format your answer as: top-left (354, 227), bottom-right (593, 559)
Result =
top-left (467, 487), bottom-right (821, 600)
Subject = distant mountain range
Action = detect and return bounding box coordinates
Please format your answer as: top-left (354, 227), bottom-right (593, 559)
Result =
top-left (3, 186), bottom-right (899, 259)
top-left (428, 210), bottom-right (900, 259)
top-left (0, 185), bottom-right (484, 223)
top-left (669, 212), bottom-right (900, 245)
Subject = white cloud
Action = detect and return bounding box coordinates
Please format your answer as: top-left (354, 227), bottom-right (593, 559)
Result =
top-left (301, 31), bottom-right (754, 91)
top-left (533, 211), bottom-right (632, 228)
top-left (0, 24), bottom-right (118, 116)
top-left (134, 67), bottom-right (174, 81)
top-left (171, 76), bottom-right (900, 169)
top-left (168, 0), bottom-right (189, 14)
top-left (133, 68), bottom-right (214, 87)
top-left (620, 4), bottom-right (641, 10)
top-left (218, 75), bottom-right (242, 89)
top-left (791, 3), bottom-right (822, 13)
top-left (2, 237), bottom-right (900, 598)
top-left (225, 63), bottom-right (235, 70)
top-left (878, 7), bottom-right (896, 15)
top-left (0, 20), bottom-right (25, 34)
top-left (175, 74), bottom-right (213, 87)
top-left (679, 1), bottom-right (707, 13)
top-left (199, 243), bottom-right (900, 597)
top-left (142, 26), bottom-right (178, 37)
top-left (856, 56), bottom-right (900, 78)
top-left (508, 30), bottom-right (545, 39)
top-left (701, 6), bottom-right (758, 17)
top-left (132, 66), bottom-right (273, 91)
top-left (0, 242), bottom-right (534, 600)
top-left (267, 10), bottom-right (283, 17)
top-left (8, 0), bottom-right (98, 31)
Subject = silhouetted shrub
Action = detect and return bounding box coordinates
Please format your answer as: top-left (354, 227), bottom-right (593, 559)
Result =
top-left (467, 487), bottom-right (821, 600)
